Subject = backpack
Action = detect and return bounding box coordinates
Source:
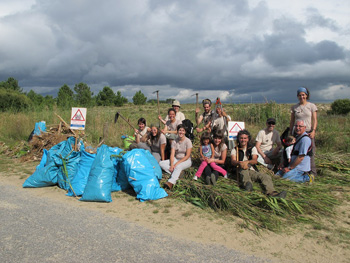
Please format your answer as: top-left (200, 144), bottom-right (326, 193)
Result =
top-left (280, 127), bottom-right (290, 148)
top-left (291, 134), bottom-right (313, 157)
top-left (182, 119), bottom-right (194, 142)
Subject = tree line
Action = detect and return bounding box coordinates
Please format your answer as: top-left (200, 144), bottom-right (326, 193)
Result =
top-left (0, 77), bottom-right (174, 112)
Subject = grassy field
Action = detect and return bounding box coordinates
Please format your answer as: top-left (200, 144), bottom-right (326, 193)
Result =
top-left (0, 102), bottom-right (350, 235)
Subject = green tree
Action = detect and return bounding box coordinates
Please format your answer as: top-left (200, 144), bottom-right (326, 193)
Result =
top-left (132, 90), bottom-right (147, 105)
top-left (27, 90), bottom-right (44, 106)
top-left (96, 86), bottom-right (116, 106)
top-left (330, 99), bottom-right (350, 115)
top-left (44, 95), bottom-right (55, 109)
top-left (0, 77), bottom-right (22, 93)
top-left (115, 91), bottom-right (128, 106)
top-left (74, 82), bottom-right (94, 107)
top-left (57, 84), bottom-right (75, 108)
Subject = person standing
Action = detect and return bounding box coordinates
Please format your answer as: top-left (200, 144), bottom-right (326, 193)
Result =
top-left (289, 87), bottom-right (318, 176)
top-left (195, 99), bottom-right (214, 133)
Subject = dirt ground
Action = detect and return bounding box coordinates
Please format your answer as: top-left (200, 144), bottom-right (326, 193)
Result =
top-left (1, 156), bottom-right (349, 263)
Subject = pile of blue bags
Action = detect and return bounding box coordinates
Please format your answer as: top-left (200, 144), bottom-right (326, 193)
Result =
top-left (23, 137), bottom-right (168, 202)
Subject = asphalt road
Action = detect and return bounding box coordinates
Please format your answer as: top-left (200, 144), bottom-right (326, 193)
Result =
top-left (0, 183), bottom-right (270, 263)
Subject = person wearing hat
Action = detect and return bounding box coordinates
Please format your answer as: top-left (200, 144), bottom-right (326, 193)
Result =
top-left (255, 117), bottom-right (282, 170)
top-left (159, 100), bottom-right (186, 124)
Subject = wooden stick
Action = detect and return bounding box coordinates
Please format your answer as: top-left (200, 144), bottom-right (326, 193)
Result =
top-left (55, 113), bottom-right (76, 136)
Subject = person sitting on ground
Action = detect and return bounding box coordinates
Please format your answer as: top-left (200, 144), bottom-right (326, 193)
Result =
top-left (284, 135), bottom-right (296, 166)
top-left (129, 118), bottom-right (149, 150)
top-left (231, 129), bottom-right (287, 198)
top-left (161, 108), bottom-right (182, 141)
top-left (160, 124), bottom-right (192, 189)
top-left (135, 124), bottom-right (167, 162)
top-left (159, 100), bottom-right (186, 124)
top-left (276, 119), bottom-right (313, 183)
top-left (255, 117), bottom-right (282, 170)
top-left (193, 131), bottom-right (227, 182)
top-left (195, 99), bottom-right (214, 133)
top-left (201, 130), bottom-right (228, 185)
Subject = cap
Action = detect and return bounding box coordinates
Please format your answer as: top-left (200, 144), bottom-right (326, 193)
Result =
top-left (267, 117), bottom-right (276, 123)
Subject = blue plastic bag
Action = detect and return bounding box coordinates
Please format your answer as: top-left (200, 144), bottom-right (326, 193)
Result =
top-left (53, 137), bottom-right (81, 190)
top-left (80, 145), bottom-right (115, 202)
top-left (122, 149), bottom-right (167, 202)
top-left (109, 146), bottom-right (123, 192)
top-left (23, 149), bottom-right (59, 188)
top-left (23, 137), bottom-right (79, 188)
top-left (67, 149), bottom-right (96, 196)
top-left (34, 121), bottom-right (46, 136)
top-left (116, 161), bottom-right (131, 191)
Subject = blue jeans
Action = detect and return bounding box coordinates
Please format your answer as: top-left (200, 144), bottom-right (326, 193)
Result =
top-left (280, 168), bottom-right (310, 183)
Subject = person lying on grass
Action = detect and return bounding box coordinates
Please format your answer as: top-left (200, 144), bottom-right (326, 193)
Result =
top-left (231, 129), bottom-right (287, 198)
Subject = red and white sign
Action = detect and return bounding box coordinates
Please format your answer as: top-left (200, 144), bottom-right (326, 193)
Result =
top-left (70, 107), bottom-right (87, 130)
top-left (228, 121), bottom-right (245, 141)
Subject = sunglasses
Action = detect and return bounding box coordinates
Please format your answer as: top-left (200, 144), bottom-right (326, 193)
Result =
top-left (267, 122), bottom-right (275, 125)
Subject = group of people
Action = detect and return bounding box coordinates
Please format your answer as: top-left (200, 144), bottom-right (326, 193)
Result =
top-left (128, 87), bottom-right (318, 197)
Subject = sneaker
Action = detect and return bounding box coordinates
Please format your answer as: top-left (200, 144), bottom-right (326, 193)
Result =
top-left (205, 176), bottom-right (211, 185)
top-left (245, 182), bottom-right (253, 192)
top-left (223, 174), bottom-right (228, 179)
top-left (308, 173), bottom-right (315, 184)
top-left (193, 175), bottom-right (198, 181)
top-left (270, 190), bottom-right (287, 199)
top-left (210, 173), bottom-right (216, 185)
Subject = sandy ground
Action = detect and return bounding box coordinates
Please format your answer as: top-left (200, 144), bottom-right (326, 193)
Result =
top-left (1, 157), bottom-right (349, 263)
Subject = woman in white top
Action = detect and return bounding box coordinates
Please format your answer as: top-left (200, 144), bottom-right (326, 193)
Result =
top-left (160, 124), bottom-right (192, 189)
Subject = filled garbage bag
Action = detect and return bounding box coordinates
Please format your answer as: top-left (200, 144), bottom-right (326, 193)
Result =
top-left (80, 145), bottom-right (115, 202)
top-left (22, 149), bottom-right (58, 188)
top-left (23, 137), bottom-right (80, 188)
top-left (67, 149), bottom-right (96, 196)
top-left (109, 146), bottom-right (123, 192)
top-left (34, 121), bottom-right (46, 136)
top-left (122, 149), bottom-right (167, 202)
top-left (53, 137), bottom-right (81, 190)
top-left (116, 161), bottom-right (131, 191)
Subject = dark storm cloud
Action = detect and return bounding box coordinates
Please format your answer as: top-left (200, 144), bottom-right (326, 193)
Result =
top-left (0, 0), bottom-right (349, 103)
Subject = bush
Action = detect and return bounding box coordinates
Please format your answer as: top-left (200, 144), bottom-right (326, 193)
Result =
top-left (329, 99), bottom-right (350, 115)
top-left (0, 89), bottom-right (32, 112)
top-left (132, 90), bottom-right (147, 105)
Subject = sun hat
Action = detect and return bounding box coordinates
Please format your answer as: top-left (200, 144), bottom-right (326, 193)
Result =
top-left (172, 100), bottom-right (181, 107)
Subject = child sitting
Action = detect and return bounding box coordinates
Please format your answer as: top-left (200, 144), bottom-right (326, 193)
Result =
top-left (276, 135), bottom-right (295, 176)
top-left (193, 132), bottom-right (227, 181)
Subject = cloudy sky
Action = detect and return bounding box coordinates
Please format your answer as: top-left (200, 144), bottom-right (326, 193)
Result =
top-left (0, 0), bottom-right (349, 103)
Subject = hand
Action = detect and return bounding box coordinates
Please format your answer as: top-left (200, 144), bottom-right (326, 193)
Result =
top-left (263, 156), bottom-right (272, 164)
top-left (196, 127), bottom-right (203, 133)
top-left (195, 108), bottom-right (200, 114)
top-left (169, 165), bottom-right (174, 172)
top-left (207, 158), bottom-right (214, 164)
top-left (308, 130), bottom-right (315, 139)
top-left (158, 115), bottom-right (162, 121)
top-left (239, 161), bottom-right (250, 170)
top-left (283, 167), bottom-right (291, 173)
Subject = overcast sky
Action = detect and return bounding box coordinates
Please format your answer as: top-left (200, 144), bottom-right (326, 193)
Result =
top-left (0, 0), bottom-right (349, 103)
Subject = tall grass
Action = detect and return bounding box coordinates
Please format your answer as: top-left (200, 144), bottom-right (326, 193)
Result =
top-left (0, 102), bottom-right (349, 153)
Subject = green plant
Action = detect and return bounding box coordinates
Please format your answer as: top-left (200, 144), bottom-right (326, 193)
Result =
top-left (329, 99), bottom-right (350, 115)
